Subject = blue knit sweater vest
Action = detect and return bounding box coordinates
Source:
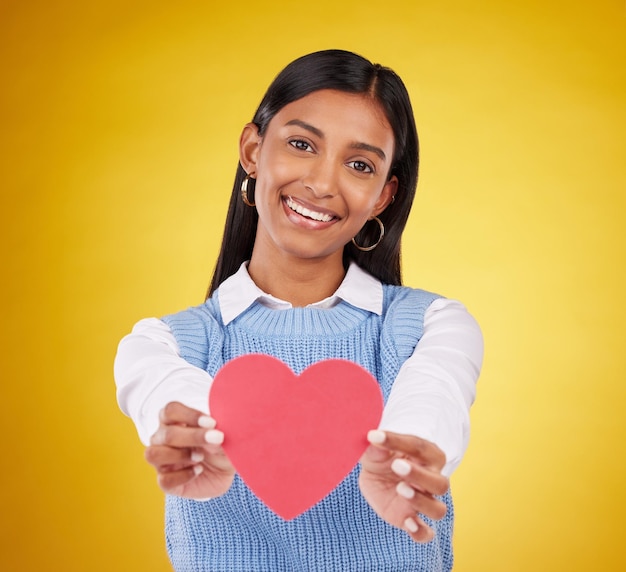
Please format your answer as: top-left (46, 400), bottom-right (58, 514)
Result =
top-left (162, 284), bottom-right (454, 572)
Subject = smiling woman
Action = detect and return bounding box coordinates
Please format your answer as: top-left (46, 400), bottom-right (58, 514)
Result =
top-left (242, 89), bottom-right (398, 301)
top-left (114, 49), bottom-right (483, 572)
top-left (209, 50), bottom-right (421, 293)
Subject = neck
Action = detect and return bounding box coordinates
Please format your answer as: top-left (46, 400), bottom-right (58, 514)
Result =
top-left (247, 251), bottom-right (346, 307)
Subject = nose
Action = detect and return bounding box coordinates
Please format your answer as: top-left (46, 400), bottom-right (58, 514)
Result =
top-left (302, 157), bottom-right (339, 199)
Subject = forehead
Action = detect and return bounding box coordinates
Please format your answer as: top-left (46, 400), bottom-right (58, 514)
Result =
top-left (268, 89), bottom-right (394, 146)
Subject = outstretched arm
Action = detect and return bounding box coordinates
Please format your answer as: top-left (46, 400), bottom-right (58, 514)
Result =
top-left (380, 298), bottom-right (483, 476)
top-left (115, 319), bottom-right (234, 498)
top-left (359, 298), bottom-right (483, 540)
top-left (114, 317), bottom-right (213, 444)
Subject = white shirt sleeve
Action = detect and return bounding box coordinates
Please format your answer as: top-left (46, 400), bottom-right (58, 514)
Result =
top-left (379, 298), bottom-right (484, 477)
top-left (114, 317), bottom-right (212, 445)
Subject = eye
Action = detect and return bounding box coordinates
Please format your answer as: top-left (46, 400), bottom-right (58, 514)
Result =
top-left (289, 139), bottom-right (314, 152)
top-left (347, 160), bottom-right (374, 174)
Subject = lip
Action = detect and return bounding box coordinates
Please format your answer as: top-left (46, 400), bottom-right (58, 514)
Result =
top-left (281, 196), bottom-right (340, 229)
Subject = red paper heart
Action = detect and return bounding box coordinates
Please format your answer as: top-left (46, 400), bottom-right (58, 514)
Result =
top-left (209, 354), bottom-right (383, 520)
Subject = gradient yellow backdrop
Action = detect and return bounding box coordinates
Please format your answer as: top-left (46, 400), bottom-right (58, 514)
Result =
top-left (2, 1), bottom-right (624, 570)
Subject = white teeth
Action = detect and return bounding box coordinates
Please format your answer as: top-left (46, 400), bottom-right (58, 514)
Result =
top-left (286, 197), bottom-right (334, 222)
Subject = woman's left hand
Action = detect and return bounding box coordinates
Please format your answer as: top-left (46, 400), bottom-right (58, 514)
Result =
top-left (358, 430), bottom-right (449, 543)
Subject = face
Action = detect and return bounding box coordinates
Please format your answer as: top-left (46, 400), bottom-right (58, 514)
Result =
top-left (240, 89), bottom-right (398, 265)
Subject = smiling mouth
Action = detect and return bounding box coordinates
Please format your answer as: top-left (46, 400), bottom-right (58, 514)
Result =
top-left (285, 196), bottom-right (337, 223)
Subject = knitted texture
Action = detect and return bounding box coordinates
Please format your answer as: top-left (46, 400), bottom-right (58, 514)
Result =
top-left (162, 285), bottom-right (454, 572)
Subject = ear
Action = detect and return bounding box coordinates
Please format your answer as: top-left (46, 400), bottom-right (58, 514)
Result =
top-left (239, 123), bottom-right (262, 174)
top-left (371, 175), bottom-right (398, 217)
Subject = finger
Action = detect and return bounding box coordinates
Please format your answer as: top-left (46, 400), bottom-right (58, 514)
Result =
top-left (391, 458), bottom-right (449, 497)
top-left (157, 464), bottom-right (204, 492)
top-left (151, 424), bottom-right (224, 449)
top-left (403, 515), bottom-right (436, 543)
top-left (395, 482), bottom-right (448, 521)
top-left (368, 430), bottom-right (446, 470)
top-left (159, 401), bottom-right (215, 428)
top-left (360, 443), bottom-right (394, 469)
top-left (144, 445), bottom-right (204, 471)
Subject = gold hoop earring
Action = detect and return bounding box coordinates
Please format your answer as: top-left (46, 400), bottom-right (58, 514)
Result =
top-left (241, 173), bottom-right (256, 207)
top-left (351, 216), bottom-right (385, 252)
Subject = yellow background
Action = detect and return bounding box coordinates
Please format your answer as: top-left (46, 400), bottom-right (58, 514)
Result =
top-left (1, 0), bottom-right (624, 570)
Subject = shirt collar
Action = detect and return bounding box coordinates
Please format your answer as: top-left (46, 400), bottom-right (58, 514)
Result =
top-left (217, 261), bottom-right (383, 325)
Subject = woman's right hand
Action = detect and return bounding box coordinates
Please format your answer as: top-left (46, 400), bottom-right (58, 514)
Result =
top-left (144, 401), bottom-right (235, 499)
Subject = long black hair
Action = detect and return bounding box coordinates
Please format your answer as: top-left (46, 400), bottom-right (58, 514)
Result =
top-left (207, 49), bottom-right (419, 298)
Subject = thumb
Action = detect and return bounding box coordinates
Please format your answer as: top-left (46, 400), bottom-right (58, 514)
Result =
top-left (361, 443), bottom-right (390, 463)
top-left (360, 430), bottom-right (393, 465)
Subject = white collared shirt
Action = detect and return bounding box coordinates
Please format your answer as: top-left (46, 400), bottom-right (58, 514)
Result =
top-left (219, 261), bottom-right (383, 322)
top-left (115, 262), bottom-right (483, 476)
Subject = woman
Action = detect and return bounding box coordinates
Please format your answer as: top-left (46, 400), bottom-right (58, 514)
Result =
top-left (115, 49), bottom-right (483, 571)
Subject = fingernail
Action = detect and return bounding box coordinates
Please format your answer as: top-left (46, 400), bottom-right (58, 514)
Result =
top-left (191, 451), bottom-right (204, 463)
top-left (404, 517), bottom-right (419, 533)
top-left (205, 429), bottom-right (224, 445)
top-left (193, 464), bottom-right (203, 476)
top-left (367, 429), bottom-right (386, 444)
top-left (198, 416), bottom-right (216, 429)
top-left (396, 481), bottom-right (415, 499)
top-left (151, 430), bottom-right (164, 445)
top-left (391, 458), bottom-right (411, 477)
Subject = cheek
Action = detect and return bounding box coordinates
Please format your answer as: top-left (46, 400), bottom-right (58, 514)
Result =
top-left (256, 157), bottom-right (298, 195)
top-left (346, 185), bottom-right (385, 213)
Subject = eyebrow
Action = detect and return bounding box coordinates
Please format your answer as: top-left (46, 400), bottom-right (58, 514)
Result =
top-left (284, 119), bottom-right (388, 162)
